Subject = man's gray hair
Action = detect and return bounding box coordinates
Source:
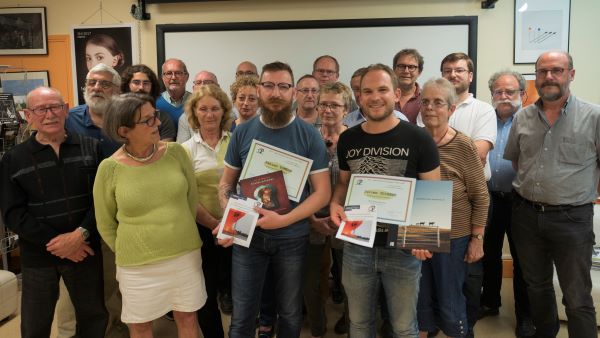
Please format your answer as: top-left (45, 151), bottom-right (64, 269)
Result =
top-left (488, 70), bottom-right (526, 92)
top-left (87, 63), bottom-right (121, 88)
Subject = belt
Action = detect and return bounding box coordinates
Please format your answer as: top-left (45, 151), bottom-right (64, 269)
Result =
top-left (514, 192), bottom-right (590, 213)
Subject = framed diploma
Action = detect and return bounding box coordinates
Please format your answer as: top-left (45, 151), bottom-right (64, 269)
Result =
top-left (344, 174), bottom-right (416, 225)
top-left (241, 140), bottom-right (313, 202)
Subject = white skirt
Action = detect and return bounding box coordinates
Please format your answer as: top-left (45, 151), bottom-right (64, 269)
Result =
top-left (116, 249), bottom-right (207, 323)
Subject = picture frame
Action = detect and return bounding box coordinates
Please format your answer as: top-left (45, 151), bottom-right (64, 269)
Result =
top-left (522, 73), bottom-right (539, 107)
top-left (0, 71), bottom-right (50, 112)
top-left (71, 24), bottom-right (138, 105)
top-left (514, 0), bottom-right (570, 64)
top-left (0, 7), bottom-right (48, 55)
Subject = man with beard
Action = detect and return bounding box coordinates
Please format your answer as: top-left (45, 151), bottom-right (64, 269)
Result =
top-left (65, 64), bottom-right (129, 338)
top-left (156, 58), bottom-right (190, 132)
top-left (294, 74), bottom-right (320, 126)
top-left (480, 70), bottom-right (535, 338)
top-left (67, 63), bottom-right (121, 158)
top-left (504, 51), bottom-right (600, 338)
top-left (120, 64), bottom-right (176, 141)
top-left (218, 61), bottom-right (331, 338)
top-left (330, 64), bottom-right (440, 337)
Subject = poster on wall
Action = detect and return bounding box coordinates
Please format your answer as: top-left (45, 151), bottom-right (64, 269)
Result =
top-left (514, 0), bottom-right (570, 64)
top-left (71, 24), bottom-right (138, 105)
top-left (0, 7), bottom-right (48, 55)
top-left (0, 71), bottom-right (49, 113)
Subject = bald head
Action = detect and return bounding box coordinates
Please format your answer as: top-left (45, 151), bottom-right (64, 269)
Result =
top-left (26, 87), bottom-right (64, 108)
top-left (236, 61), bottom-right (258, 78)
top-left (193, 71), bottom-right (219, 91)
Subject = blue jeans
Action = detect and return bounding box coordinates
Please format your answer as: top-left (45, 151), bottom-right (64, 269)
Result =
top-left (343, 243), bottom-right (421, 338)
top-left (418, 236), bottom-right (469, 337)
top-left (20, 254), bottom-right (108, 338)
top-left (229, 231), bottom-right (309, 338)
top-left (512, 194), bottom-right (597, 338)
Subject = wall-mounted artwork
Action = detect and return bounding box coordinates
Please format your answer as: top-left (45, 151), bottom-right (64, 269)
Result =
top-left (71, 24), bottom-right (137, 105)
top-left (0, 7), bottom-right (47, 55)
top-left (514, 0), bottom-right (570, 64)
top-left (0, 70), bottom-right (49, 112)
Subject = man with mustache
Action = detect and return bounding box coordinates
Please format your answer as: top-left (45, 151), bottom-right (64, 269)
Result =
top-left (65, 64), bottom-right (128, 338)
top-left (294, 74), bottom-right (320, 126)
top-left (504, 51), bottom-right (600, 338)
top-left (156, 58), bottom-right (190, 133)
top-left (218, 61), bottom-right (330, 338)
top-left (480, 70), bottom-right (535, 338)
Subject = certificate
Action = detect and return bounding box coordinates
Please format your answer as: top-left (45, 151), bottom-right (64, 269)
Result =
top-left (241, 140), bottom-right (313, 202)
top-left (344, 174), bottom-right (416, 225)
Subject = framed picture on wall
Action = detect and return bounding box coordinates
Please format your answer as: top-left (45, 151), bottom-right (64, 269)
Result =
top-left (0, 7), bottom-right (48, 55)
top-left (514, 0), bottom-right (570, 64)
top-left (0, 70), bottom-right (50, 112)
top-left (71, 24), bottom-right (138, 105)
top-left (522, 73), bottom-right (539, 107)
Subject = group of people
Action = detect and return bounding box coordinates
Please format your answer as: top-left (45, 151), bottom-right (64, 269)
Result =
top-left (0, 47), bottom-right (598, 338)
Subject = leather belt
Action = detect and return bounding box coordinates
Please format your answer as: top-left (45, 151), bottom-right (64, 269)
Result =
top-left (514, 192), bottom-right (590, 213)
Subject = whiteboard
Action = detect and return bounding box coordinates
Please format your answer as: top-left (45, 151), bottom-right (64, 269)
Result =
top-left (157, 17), bottom-right (478, 94)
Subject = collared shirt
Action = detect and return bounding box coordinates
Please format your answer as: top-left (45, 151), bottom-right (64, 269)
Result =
top-left (504, 95), bottom-right (600, 205)
top-left (161, 90), bottom-right (190, 107)
top-left (66, 104), bottom-right (120, 159)
top-left (343, 108), bottom-right (408, 128)
top-left (395, 82), bottom-right (421, 124)
top-left (156, 91), bottom-right (191, 130)
top-left (489, 115), bottom-right (515, 192)
top-left (418, 94), bottom-right (497, 180)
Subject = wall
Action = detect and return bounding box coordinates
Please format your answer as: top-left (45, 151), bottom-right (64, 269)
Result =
top-left (1, 0), bottom-right (598, 105)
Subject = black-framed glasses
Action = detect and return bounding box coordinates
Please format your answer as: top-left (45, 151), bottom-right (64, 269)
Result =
top-left (136, 110), bottom-right (160, 127)
top-left (193, 79), bottom-right (216, 86)
top-left (535, 68), bottom-right (567, 77)
top-left (28, 104), bottom-right (65, 116)
top-left (395, 64), bottom-right (419, 72)
top-left (317, 103), bottom-right (344, 111)
top-left (259, 82), bottom-right (293, 92)
top-left (236, 70), bottom-right (256, 77)
top-left (421, 99), bottom-right (449, 109)
top-left (162, 71), bottom-right (187, 78)
top-left (86, 79), bottom-right (115, 89)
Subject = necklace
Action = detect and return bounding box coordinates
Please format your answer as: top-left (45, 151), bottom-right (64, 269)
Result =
top-left (122, 143), bottom-right (157, 162)
top-left (434, 127), bottom-right (450, 145)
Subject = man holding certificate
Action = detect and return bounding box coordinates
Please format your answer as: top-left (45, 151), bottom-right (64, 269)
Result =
top-left (330, 64), bottom-right (441, 337)
top-left (217, 61), bottom-right (330, 338)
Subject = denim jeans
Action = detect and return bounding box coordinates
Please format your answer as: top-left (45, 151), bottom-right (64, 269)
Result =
top-left (343, 243), bottom-right (421, 338)
top-left (303, 242), bottom-right (328, 336)
top-left (481, 191), bottom-right (531, 323)
top-left (418, 236), bottom-right (469, 337)
top-left (512, 194), bottom-right (597, 338)
top-left (21, 254), bottom-right (108, 338)
top-left (229, 231), bottom-right (309, 338)
top-left (258, 264), bottom-right (277, 327)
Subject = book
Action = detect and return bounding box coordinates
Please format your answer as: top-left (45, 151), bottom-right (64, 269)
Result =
top-left (238, 170), bottom-right (292, 215)
top-left (386, 180), bottom-right (453, 253)
top-left (335, 205), bottom-right (378, 248)
top-left (216, 194), bottom-right (262, 248)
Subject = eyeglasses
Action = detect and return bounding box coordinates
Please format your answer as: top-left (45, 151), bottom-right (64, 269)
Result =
top-left (297, 88), bottom-right (319, 95)
top-left (259, 82), bottom-right (293, 93)
top-left (314, 69), bottom-right (337, 76)
top-left (317, 103), bottom-right (344, 111)
top-left (197, 106), bottom-right (223, 114)
top-left (535, 68), bottom-right (567, 77)
top-left (441, 68), bottom-right (469, 76)
top-left (236, 71), bottom-right (256, 77)
top-left (395, 64), bottom-right (419, 72)
top-left (421, 99), bottom-right (449, 109)
top-left (86, 79), bottom-right (115, 89)
top-left (162, 71), bottom-right (187, 78)
top-left (28, 104), bottom-right (65, 116)
top-left (136, 110), bottom-right (160, 127)
top-left (492, 89), bottom-right (522, 97)
top-left (130, 80), bottom-right (152, 87)
top-left (193, 80), bottom-right (216, 86)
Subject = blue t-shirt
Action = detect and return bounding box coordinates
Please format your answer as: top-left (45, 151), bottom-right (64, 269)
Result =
top-left (225, 115), bottom-right (329, 238)
top-left (66, 104), bottom-right (120, 159)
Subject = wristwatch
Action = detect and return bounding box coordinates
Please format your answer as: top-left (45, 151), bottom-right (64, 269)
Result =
top-left (78, 227), bottom-right (90, 240)
top-left (471, 233), bottom-right (484, 241)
